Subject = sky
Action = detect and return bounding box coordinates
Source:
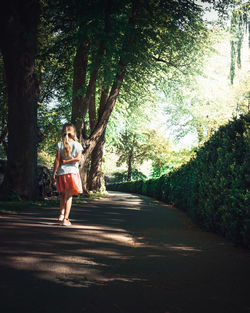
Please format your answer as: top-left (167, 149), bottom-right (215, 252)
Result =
top-left (195, 0), bottom-right (219, 22)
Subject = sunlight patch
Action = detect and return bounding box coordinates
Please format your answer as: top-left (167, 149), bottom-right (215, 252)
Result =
top-left (164, 244), bottom-right (202, 252)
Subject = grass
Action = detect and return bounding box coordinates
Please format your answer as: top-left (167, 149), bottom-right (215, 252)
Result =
top-left (0, 191), bottom-right (109, 214)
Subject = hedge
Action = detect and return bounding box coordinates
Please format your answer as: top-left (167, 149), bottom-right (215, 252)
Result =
top-left (108, 114), bottom-right (250, 247)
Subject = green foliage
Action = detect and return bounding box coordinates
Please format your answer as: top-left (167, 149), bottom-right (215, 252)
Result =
top-left (33, 0), bottom-right (237, 167)
top-left (111, 169), bottom-right (147, 183)
top-left (114, 129), bottom-right (152, 174)
top-left (151, 148), bottom-right (195, 177)
top-left (229, 2), bottom-right (249, 84)
top-left (108, 114), bottom-right (250, 247)
top-left (159, 24), bottom-right (249, 147)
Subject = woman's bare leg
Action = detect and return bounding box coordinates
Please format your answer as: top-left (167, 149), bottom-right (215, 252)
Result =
top-left (64, 190), bottom-right (73, 219)
top-left (60, 192), bottom-right (66, 215)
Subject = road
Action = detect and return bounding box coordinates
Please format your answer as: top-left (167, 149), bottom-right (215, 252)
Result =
top-left (0, 191), bottom-right (249, 313)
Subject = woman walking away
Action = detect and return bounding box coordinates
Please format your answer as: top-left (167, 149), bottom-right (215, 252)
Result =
top-left (51, 123), bottom-right (83, 226)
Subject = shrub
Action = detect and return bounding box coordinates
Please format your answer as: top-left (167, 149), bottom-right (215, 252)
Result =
top-left (108, 114), bottom-right (250, 248)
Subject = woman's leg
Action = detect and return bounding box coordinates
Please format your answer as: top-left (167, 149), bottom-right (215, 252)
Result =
top-left (60, 192), bottom-right (66, 215)
top-left (64, 190), bottom-right (73, 219)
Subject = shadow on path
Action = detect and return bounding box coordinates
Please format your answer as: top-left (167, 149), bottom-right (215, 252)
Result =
top-left (0, 191), bottom-right (249, 313)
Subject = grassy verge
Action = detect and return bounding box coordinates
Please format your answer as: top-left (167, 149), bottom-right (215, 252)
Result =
top-left (0, 191), bottom-right (109, 214)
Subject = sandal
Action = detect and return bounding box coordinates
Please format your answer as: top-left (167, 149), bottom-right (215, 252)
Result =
top-left (62, 218), bottom-right (71, 226)
top-left (58, 214), bottom-right (64, 222)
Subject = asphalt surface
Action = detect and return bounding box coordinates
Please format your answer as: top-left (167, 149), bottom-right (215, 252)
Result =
top-left (0, 191), bottom-right (249, 313)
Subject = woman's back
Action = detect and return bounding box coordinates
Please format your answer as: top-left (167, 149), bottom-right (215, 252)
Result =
top-left (56, 140), bottom-right (83, 175)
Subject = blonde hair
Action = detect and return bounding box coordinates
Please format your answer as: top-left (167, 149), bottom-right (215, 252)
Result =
top-left (61, 123), bottom-right (77, 158)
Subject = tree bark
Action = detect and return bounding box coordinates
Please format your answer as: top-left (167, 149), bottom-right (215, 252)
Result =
top-left (88, 130), bottom-right (106, 191)
top-left (79, 158), bottom-right (89, 195)
top-left (87, 86), bottom-right (109, 191)
top-left (89, 89), bottom-right (97, 132)
top-left (77, 41), bottom-right (106, 141)
top-left (127, 151), bottom-right (133, 181)
top-left (89, 65), bottom-right (127, 145)
top-left (0, 104), bottom-right (8, 155)
top-left (0, 63), bottom-right (8, 155)
top-left (0, 0), bottom-right (40, 199)
top-left (71, 42), bottom-right (89, 138)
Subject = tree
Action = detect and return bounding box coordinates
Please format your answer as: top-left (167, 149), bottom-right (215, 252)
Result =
top-left (229, 1), bottom-right (249, 84)
top-left (114, 130), bottom-right (150, 181)
top-left (79, 2), bottom-right (211, 189)
top-left (0, 53), bottom-right (8, 157)
top-left (111, 169), bottom-right (147, 183)
top-left (0, 0), bottom-right (40, 199)
top-left (17, 0), bottom-right (236, 195)
top-left (161, 25), bottom-right (249, 147)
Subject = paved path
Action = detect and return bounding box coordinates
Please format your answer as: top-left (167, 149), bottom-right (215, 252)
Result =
top-left (0, 191), bottom-right (249, 313)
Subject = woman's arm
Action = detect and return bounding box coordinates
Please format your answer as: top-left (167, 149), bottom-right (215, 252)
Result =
top-left (61, 151), bottom-right (82, 165)
top-left (51, 150), bottom-right (61, 184)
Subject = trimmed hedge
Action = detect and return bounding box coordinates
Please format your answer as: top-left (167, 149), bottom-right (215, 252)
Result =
top-left (108, 114), bottom-right (250, 247)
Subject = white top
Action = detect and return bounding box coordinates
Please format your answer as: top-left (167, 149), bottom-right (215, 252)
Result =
top-left (56, 140), bottom-right (83, 176)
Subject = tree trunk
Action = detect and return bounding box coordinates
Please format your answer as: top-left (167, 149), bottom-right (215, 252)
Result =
top-left (195, 121), bottom-right (204, 145)
top-left (77, 41), bottom-right (106, 141)
top-left (79, 157), bottom-right (89, 196)
top-left (76, 0), bottom-right (112, 139)
top-left (71, 42), bottom-right (89, 138)
top-left (75, 3), bottom-right (138, 192)
top-left (87, 131), bottom-right (106, 191)
top-left (0, 0), bottom-right (40, 199)
top-left (89, 89), bottom-right (97, 132)
top-left (87, 85), bottom-right (109, 192)
top-left (127, 151), bottom-right (133, 181)
top-left (0, 105), bottom-right (8, 155)
top-left (0, 54), bottom-right (8, 155)
top-left (79, 68), bottom-right (126, 193)
top-left (88, 2), bottom-right (137, 144)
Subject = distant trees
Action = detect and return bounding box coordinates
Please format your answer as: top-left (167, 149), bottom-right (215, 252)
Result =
top-left (161, 24), bottom-right (249, 148)
top-left (114, 130), bottom-right (151, 181)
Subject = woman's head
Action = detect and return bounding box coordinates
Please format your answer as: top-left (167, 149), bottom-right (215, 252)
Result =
top-left (61, 123), bottom-right (77, 158)
top-left (61, 123), bottom-right (77, 141)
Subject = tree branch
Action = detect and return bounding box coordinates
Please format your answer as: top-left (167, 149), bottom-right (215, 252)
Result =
top-left (153, 55), bottom-right (187, 74)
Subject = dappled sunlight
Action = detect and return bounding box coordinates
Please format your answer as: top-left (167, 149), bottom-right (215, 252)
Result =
top-left (76, 248), bottom-right (123, 259)
top-left (102, 277), bottom-right (147, 283)
top-left (132, 242), bottom-right (203, 256)
top-left (52, 254), bottom-right (105, 266)
top-left (72, 224), bottom-right (129, 233)
top-left (163, 243), bottom-right (202, 252)
top-left (0, 244), bottom-right (130, 288)
top-left (100, 232), bottom-right (137, 246)
top-left (1, 0), bottom-right (249, 310)
top-left (0, 192), bottom-right (209, 292)
top-left (114, 206), bottom-right (141, 211)
top-left (0, 203), bottom-right (145, 288)
top-left (1, 191), bottom-right (249, 313)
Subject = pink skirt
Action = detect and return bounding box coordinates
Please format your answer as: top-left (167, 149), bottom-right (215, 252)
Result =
top-left (56, 173), bottom-right (83, 195)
